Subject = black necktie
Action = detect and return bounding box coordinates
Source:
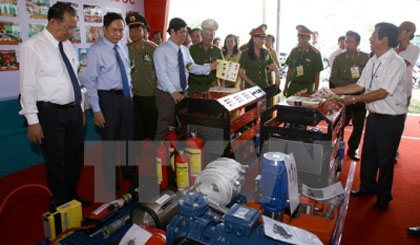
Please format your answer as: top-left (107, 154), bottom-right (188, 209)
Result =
top-left (178, 48), bottom-right (187, 91)
top-left (58, 42), bottom-right (81, 104)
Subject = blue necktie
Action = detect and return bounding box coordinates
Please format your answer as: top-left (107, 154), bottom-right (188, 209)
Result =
top-left (178, 48), bottom-right (187, 91)
top-left (58, 42), bottom-right (81, 104)
top-left (114, 45), bottom-right (130, 97)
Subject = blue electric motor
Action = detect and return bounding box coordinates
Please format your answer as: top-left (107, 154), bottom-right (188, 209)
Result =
top-left (166, 192), bottom-right (287, 245)
top-left (260, 152), bottom-right (289, 213)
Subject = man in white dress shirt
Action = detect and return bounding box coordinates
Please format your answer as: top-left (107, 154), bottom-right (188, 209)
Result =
top-left (19, 2), bottom-right (88, 207)
top-left (394, 21), bottom-right (420, 163)
top-left (331, 22), bottom-right (406, 210)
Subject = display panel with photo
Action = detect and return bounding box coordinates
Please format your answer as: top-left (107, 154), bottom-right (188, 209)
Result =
top-left (0, 21), bottom-right (21, 44)
top-left (78, 48), bottom-right (88, 67)
top-left (28, 23), bottom-right (45, 37)
top-left (25, 0), bottom-right (50, 19)
top-left (85, 26), bottom-right (103, 43)
top-left (0, 49), bottom-right (18, 71)
top-left (0, 0), bottom-right (19, 17)
top-left (69, 26), bottom-right (81, 44)
top-left (83, 5), bottom-right (102, 23)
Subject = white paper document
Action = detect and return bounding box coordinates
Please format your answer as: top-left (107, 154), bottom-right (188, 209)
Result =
top-left (263, 216), bottom-right (322, 245)
top-left (216, 59), bottom-right (240, 82)
top-left (119, 224), bottom-right (152, 245)
top-left (302, 182), bottom-right (344, 201)
top-left (283, 154), bottom-right (299, 215)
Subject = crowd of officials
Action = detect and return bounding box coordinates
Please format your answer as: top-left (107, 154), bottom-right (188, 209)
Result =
top-left (17, 2), bottom-right (420, 236)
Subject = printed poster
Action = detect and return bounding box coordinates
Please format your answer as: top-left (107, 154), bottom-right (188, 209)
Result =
top-left (0, 49), bottom-right (18, 71)
top-left (78, 48), bottom-right (88, 67)
top-left (83, 4), bottom-right (102, 23)
top-left (0, 0), bottom-right (19, 17)
top-left (28, 23), bottom-right (45, 37)
top-left (0, 21), bottom-right (21, 44)
top-left (69, 26), bottom-right (81, 44)
top-left (85, 26), bottom-right (103, 43)
top-left (25, 0), bottom-right (49, 19)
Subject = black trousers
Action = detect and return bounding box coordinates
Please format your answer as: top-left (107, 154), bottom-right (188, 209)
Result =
top-left (97, 91), bottom-right (135, 186)
top-left (98, 91), bottom-right (134, 141)
top-left (345, 102), bottom-right (366, 153)
top-left (360, 113), bottom-right (405, 203)
top-left (38, 103), bottom-right (84, 206)
top-left (133, 95), bottom-right (158, 140)
top-left (155, 89), bottom-right (186, 140)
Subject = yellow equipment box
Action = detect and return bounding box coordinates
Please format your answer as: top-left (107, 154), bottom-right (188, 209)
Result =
top-left (43, 199), bottom-right (82, 242)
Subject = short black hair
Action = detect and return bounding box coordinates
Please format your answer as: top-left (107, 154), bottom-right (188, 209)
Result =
top-left (153, 30), bottom-right (163, 38)
top-left (375, 22), bottom-right (400, 48)
top-left (191, 28), bottom-right (201, 34)
top-left (267, 34), bottom-right (275, 42)
top-left (167, 17), bottom-right (187, 34)
top-left (345, 31), bottom-right (361, 43)
top-left (338, 36), bottom-right (345, 42)
top-left (47, 2), bottom-right (76, 21)
top-left (104, 12), bottom-right (124, 28)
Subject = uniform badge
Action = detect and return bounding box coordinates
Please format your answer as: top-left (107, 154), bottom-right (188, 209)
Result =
top-left (143, 53), bottom-right (151, 62)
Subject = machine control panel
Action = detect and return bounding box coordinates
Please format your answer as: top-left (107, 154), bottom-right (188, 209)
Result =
top-left (217, 86), bottom-right (266, 111)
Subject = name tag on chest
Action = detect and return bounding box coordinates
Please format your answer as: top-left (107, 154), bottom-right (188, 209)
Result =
top-left (296, 65), bottom-right (304, 77)
top-left (350, 66), bottom-right (360, 79)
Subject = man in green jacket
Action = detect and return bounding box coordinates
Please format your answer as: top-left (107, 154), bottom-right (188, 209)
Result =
top-left (126, 13), bottom-right (158, 140)
top-left (284, 25), bottom-right (323, 97)
top-left (188, 19), bottom-right (223, 94)
top-left (329, 31), bottom-right (369, 161)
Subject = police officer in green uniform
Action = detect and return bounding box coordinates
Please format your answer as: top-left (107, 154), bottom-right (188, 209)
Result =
top-left (126, 13), bottom-right (158, 140)
top-left (188, 19), bottom-right (224, 94)
top-left (239, 24), bottom-right (280, 89)
top-left (284, 25), bottom-right (323, 97)
top-left (330, 31), bottom-right (369, 161)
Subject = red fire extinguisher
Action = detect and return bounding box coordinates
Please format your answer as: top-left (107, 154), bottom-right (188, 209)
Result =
top-left (175, 150), bottom-right (190, 191)
top-left (186, 132), bottom-right (204, 180)
top-left (143, 223), bottom-right (166, 244)
top-left (165, 126), bottom-right (178, 171)
top-left (156, 142), bottom-right (168, 190)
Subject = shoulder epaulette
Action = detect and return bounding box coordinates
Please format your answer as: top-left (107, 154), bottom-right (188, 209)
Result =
top-left (239, 44), bottom-right (249, 52)
top-left (336, 52), bottom-right (346, 58)
top-left (311, 46), bottom-right (320, 54)
top-left (146, 40), bottom-right (158, 48)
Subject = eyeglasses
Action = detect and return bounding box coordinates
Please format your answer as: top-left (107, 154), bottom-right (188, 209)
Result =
top-left (58, 22), bottom-right (77, 31)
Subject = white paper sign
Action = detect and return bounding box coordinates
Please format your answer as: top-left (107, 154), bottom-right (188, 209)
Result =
top-left (216, 59), bottom-right (240, 82)
top-left (119, 224), bottom-right (152, 245)
top-left (262, 216), bottom-right (322, 245)
top-left (283, 153), bottom-right (299, 215)
top-left (302, 182), bottom-right (344, 201)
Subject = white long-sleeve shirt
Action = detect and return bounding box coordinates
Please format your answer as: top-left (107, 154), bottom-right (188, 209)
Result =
top-left (19, 29), bottom-right (80, 125)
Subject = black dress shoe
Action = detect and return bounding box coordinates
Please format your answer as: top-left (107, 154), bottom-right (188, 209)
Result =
top-left (408, 226), bottom-right (420, 236)
top-left (347, 151), bottom-right (360, 161)
top-left (374, 201), bottom-right (389, 210)
top-left (350, 189), bottom-right (376, 196)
